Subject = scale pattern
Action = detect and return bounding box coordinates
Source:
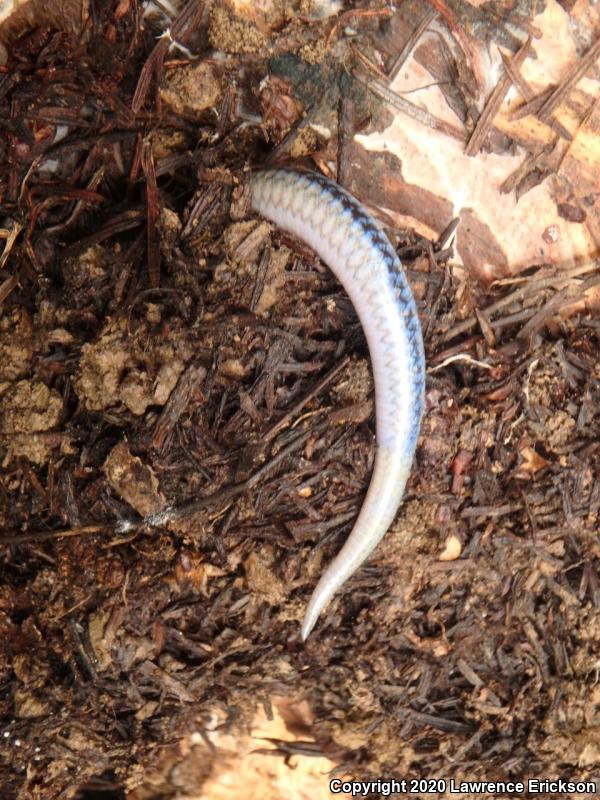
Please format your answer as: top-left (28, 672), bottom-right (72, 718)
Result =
top-left (250, 168), bottom-right (425, 639)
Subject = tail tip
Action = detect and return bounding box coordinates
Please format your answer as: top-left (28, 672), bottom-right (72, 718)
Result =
top-left (300, 609), bottom-right (318, 642)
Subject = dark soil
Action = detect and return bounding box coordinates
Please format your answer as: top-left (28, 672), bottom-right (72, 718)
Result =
top-left (1, 1), bottom-right (600, 799)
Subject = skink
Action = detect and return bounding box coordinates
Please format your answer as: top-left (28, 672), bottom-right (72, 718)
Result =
top-left (249, 168), bottom-right (425, 640)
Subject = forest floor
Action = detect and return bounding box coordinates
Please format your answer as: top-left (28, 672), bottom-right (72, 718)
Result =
top-left (1, 1), bottom-right (600, 799)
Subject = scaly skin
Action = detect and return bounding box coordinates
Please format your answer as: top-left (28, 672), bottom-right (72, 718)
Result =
top-left (249, 168), bottom-right (425, 640)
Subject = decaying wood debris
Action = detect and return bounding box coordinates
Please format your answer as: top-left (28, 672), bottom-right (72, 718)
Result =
top-left (1, 1), bottom-right (600, 798)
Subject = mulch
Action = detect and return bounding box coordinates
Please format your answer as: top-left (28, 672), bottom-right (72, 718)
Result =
top-left (1, 1), bottom-right (600, 798)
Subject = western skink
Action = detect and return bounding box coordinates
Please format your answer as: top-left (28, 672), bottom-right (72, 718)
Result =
top-left (249, 168), bottom-right (425, 640)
